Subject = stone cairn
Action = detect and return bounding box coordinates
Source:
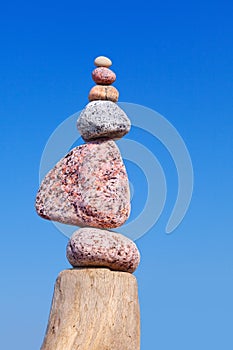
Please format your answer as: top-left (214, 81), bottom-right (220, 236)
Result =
top-left (36, 56), bottom-right (140, 350)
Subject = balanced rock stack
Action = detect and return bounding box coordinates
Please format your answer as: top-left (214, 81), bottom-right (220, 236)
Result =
top-left (36, 56), bottom-right (140, 350)
top-left (88, 56), bottom-right (119, 103)
top-left (36, 56), bottom-right (140, 273)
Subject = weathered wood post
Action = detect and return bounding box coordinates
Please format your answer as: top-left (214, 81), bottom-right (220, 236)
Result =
top-left (41, 269), bottom-right (140, 350)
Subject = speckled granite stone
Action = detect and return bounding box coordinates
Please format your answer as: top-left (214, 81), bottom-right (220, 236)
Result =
top-left (92, 67), bottom-right (116, 85)
top-left (35, 140), bottom-right (130, 228)
top-left (88, 85), bottom-right (119, 102)
top-left (77, 101), bottom-right (131, 141)
top-left (66, 228), bottom-right (140, 273)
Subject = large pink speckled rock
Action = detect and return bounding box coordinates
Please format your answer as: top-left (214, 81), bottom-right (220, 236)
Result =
top-left (66, 227), bottom-right (140, 273)
top-left (35, 140), bottom-right (130, 228)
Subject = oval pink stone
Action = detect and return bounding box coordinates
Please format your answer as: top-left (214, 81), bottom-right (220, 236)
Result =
top-left (92, 67), bottom-right (116, 85)
top-left (66, 228), bottom-right (140, 273)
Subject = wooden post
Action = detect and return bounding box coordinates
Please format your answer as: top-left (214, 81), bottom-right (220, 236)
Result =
top-left (41, 268), bottom-right (140, 350)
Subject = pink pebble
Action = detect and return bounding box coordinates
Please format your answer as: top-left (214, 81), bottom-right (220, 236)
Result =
top-left (66, 227), bottom-right (140, 273)
top-left (92, 67), bottom-right (116, 85)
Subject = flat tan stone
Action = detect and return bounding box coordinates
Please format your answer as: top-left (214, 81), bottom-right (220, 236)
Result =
top-left (41, 268), bottom-right (140, 350)
top-left (94, 56), bottom-right (112, 68)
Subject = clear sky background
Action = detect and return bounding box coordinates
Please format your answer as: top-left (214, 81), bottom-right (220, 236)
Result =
top-left (0, 1), bottom-right (232, 349)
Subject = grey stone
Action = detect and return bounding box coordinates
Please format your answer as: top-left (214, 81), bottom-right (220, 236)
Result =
top-left (66, 227), bottom-right (140, 273)
top-left (77, 100), bottom-right (131, 141)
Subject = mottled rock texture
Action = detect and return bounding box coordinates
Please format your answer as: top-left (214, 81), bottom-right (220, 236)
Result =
top-left (92, 67), bottom-right (116, 85)
top-left (88, 85), bottom-right (119, 102)
top-left (35, 140), bottom-right (130, 228)
top-left (66, 227), bottom-right (140, 273)
top-left (77, 100), bottom-right (131, 141)
top-left (41, 269), bottom-right (140, 350)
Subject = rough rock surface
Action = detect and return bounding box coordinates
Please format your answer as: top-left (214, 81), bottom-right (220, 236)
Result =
top-left (66, 227), bottom-right (140, 273)
top-left (41, 269), bottom-right (140, 350)
top-left (77, 100), bottom-right (131, 141)
top-left (88, 85), bottom-right (119, 102)
top-left (92, 67), bottom-right (116, 85)
top-left (35, 140), bottom-right (130, 228)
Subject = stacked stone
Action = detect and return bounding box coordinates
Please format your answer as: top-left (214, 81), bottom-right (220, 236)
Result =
top-left (35, 56), bottom-right (140, 273)
top-left (88, 56), bottom-right (119, 103)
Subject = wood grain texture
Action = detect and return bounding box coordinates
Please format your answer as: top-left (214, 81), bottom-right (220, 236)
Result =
top-left (41, 268), bottom-right (140, 350)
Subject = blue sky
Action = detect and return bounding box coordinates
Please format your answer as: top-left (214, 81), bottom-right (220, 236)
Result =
top-left (0, 1), bottom-right (232, 349)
